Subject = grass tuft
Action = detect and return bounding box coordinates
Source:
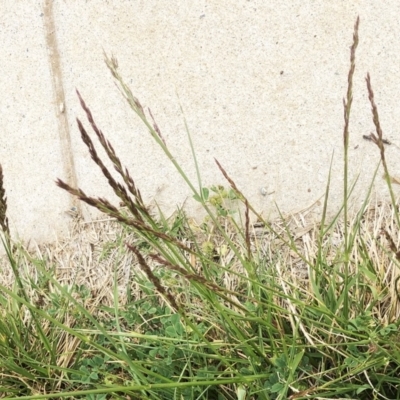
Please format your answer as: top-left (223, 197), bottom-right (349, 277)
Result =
top-left (1, 16), bottom-right (400, 399)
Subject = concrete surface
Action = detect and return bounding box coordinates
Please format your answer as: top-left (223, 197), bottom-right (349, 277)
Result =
top-left (1, 1), bottom-right (400, 244)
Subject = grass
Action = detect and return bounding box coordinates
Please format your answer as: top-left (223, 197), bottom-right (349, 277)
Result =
top-left (1, 16), bottom-right (400, 399)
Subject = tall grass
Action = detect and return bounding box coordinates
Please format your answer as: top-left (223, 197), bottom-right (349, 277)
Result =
top-left (0, 16), bottom-right (400, 399)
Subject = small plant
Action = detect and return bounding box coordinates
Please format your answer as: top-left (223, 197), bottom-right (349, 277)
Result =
top-left (194, 184), bottom-right (239, 217)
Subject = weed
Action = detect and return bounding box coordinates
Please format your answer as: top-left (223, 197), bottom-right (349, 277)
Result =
top-left (0, 16), bottom-right (400, 400)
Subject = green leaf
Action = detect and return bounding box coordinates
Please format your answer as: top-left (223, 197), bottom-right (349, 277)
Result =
top-left (290, 350), bottom-right (304, 372)
top-left (165, 326), bottom-right (177, 337)
top-left (356, 385), bottom-right (372, 394)
top-left (202, 187), bottom-right (209, 201)
top-left (271, 382), bottom-right (284, 393)
top-left (193, 193), bottom-right (202, 202)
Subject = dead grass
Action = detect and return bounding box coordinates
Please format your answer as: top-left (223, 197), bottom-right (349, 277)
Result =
top-left (0, 213), bottom-right (137, 307)
top-left (0, 193), bottom-right (399, 321)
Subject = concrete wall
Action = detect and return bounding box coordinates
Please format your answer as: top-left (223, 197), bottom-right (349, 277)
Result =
top-left (2, 1), bottom-right (400, 243)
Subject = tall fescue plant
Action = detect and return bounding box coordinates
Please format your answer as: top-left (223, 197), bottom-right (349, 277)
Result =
top-left (55, 16), bottom-right (400, 399)
top-left (0, 16), bottom-right (400, 399)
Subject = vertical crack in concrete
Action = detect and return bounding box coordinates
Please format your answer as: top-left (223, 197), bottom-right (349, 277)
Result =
top-left (43, 0), bottom-right (80, 213)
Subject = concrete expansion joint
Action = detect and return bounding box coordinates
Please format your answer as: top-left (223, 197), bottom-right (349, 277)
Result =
top-left (43, 0), bottom-right (80, 215)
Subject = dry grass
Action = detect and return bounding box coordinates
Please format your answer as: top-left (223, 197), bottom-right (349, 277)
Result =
top-left (0, 213), bottom-right (137, 307)
top-left (0, 193), bottom-right (399, 322)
